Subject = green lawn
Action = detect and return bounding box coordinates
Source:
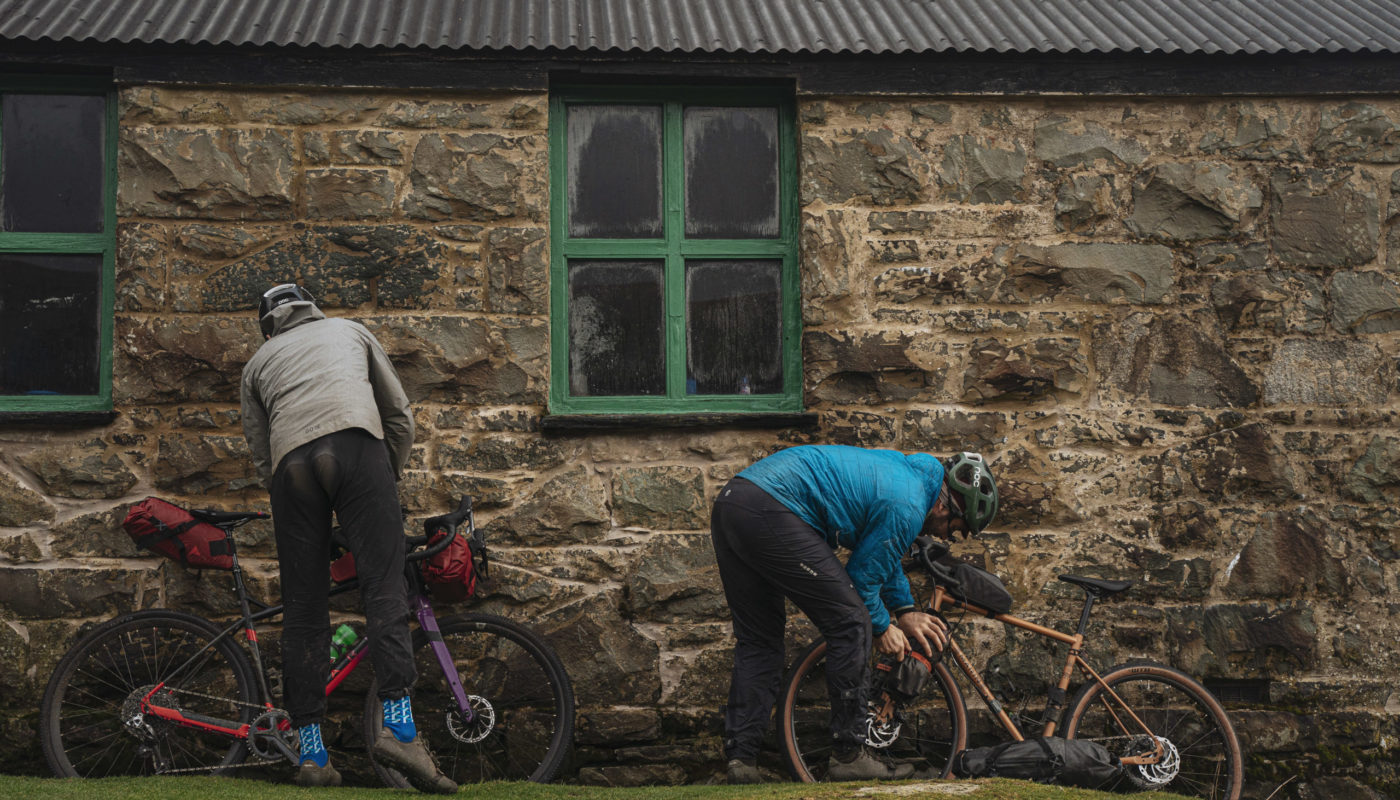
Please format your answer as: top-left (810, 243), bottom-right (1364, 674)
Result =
top-left (0, 775), bottom-right (1206, 800)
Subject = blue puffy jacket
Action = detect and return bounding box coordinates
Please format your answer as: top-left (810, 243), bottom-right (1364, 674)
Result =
top-left (739, 445), bottom-right (945, 633)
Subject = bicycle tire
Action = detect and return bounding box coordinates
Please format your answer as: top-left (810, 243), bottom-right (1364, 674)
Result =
top-left (363, 611), bottom-right (575, 785)
top-left (1062, 660), bottom-right (1243, 800)
top-left (39, 609), bottom-right (258, 778)
top-left (779, 639), bottom-right (968, 782)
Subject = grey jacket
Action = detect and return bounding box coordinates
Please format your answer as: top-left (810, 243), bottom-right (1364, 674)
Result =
top-left (240, 302), bottom-right (414, 484)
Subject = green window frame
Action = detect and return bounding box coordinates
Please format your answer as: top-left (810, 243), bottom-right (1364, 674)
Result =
top-left (0, 77), bottom-right (116, 413)
top-left (548, 85), bottom-right (800, 415)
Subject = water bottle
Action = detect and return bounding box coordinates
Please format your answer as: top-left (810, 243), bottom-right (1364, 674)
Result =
top-left (329, 623), bottom-right (358, 663)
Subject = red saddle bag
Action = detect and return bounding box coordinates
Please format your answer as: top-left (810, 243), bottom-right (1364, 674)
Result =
top-left (122, 497), bottom-right (234, 570)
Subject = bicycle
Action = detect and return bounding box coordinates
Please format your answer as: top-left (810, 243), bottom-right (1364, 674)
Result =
top-left (38, 495), bottom-right (576, 785)
top-left (779, 536), bottom-right (1243, 799)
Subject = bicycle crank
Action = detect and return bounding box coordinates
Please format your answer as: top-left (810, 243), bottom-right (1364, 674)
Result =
top-left (249, 709), bottom-right (298, 762)
top-left (446, 696), bottom-right (496, 744)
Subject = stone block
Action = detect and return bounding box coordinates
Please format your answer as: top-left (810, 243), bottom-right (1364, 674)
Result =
top-left (1152, 422), bottom-right (1296, 501)
top-left (174, 223), bottom-right (283, 260)
top-left (1269, 168), bottom-right (1379, 268)
top-left (625, 533), bottom-right (724, 622)
top-left (0, 469), bottom-right (54, 527)
top-left (113, 316), bottom-right (258, 404)
top-left (936, 134), bottom-right (1027, 203)
top-left (1127, 161), bottom-right (1262, 242)
top-left (576, 709), bottom-right (661, 745)
top-left (1034, 117), bottom-right (1148, 168)
top-left (1224, 512), bottom-right (1346, 599)
top-left (483, 467), bottom-right (608, 545)
top-left (1210, 271), bottom-right (1326, 334)
top-left (868, 206), bottom-right (1054, 239)
top-left (198, 225), bottom-right (447, 312)
top-left (1197, 101), bottom-right (1306, 161)
top-left (665, 645), bottom-right (734, 708)
top-left (959, 337), bottom-right (1086, 404)
top-left (326, 129), bottom-right (408, 165)
top-left (243, 93), bottom-right (383, 125)
top-left (1315, 102), bottom-right (1400, 163)
top-left (1261, 339), bottom-right (1391, 406)
top-left (820, 410), bottom-right (898, 446)
top-left (577, 764), bottom-right (686, 787)
top-left (1094, 312), bottom-right (1257, 407)
top-left (437, 434), bottom-right (575, 473)
top-left (1173, 604), bottom-right (1319, 675)
top-left (1000, 243), bottom-right (1175, 304)
top-left (0, 566), bottom-right (157, 619)
top-left (378, 100), bottom-right (500, 129)
top-left (115, 222), bottom-right (169, 312)
top-left (305, 168), bottom-right (397, 219)
top-left (153, 434), bottom-right (260, 494)
top-left (1329, 270), bottom-right (1400, 333)
top-left (118, 127), bottom-right (295, 219)
top-left (365, 315), bottom-right (546, 405)
top-left (800, 130), bottom-right (925, 206)
top-left (1054, 172), bottom-right (1120, 233)
top-left (1344, 435), bottom-right (1400, 504)
top-left (403, 133), bottom-right (537, 221)
top-left (538, 593), bottom-right (660, 705)
top-left (47, 506), bottom-right (139, 558)
top-left (800, 210), bottom-right (856, 323)
top-left (484, 226), bottom-right (547, 314)
top-left (17, 440), bottom-right (137, 500)
top-left (612, 467), bottom-right (706, 531)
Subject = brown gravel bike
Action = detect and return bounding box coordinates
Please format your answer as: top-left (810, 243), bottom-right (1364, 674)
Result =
top-left (779, 536), bottom-right (1243, 799)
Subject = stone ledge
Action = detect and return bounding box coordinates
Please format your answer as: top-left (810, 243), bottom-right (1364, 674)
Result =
top-left (542, 412), bottom-right (819, 433)
top-left (0, 411), bottom-right (119, 428)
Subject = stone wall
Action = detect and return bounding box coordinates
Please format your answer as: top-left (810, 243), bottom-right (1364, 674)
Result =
top-left (2, 85), bottom-right (1399, 798)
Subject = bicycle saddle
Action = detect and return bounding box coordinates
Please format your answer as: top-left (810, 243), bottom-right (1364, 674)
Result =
top-left (190, 508), bottom-right (269, 525)
top-left (1058, 575), bottom-right (1132, 598)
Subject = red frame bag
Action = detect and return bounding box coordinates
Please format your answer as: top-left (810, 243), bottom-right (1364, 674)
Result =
top-left (122, 497), bottom-right (234, 570)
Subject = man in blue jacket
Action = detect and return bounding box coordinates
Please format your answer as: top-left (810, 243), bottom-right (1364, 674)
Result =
top-left (712, 446), bottom-right (999, 782)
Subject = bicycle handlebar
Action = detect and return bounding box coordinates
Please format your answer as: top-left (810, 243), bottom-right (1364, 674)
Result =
top-left (404, 495), bottom-right (474, 563)
top-left (911, 535), bottom-right (964, 594)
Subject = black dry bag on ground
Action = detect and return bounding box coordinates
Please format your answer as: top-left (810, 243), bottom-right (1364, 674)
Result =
top-left (953, 736), bottom-right (1122, 788)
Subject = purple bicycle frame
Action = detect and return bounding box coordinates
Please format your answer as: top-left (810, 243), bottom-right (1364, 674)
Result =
top-left (414, 594), bottom-right (476, 722)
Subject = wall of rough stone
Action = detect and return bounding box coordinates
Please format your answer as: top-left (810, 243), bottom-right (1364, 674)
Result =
top-left (2, 85), bottom-right (1400, 798)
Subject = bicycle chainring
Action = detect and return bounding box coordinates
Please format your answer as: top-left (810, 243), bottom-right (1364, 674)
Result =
top-left (1124, 735), bottom-right (1180, 787)
top-left (249, 709), bottom-right (297, 761)
top-left (445, 696), bottom-right (496, 744)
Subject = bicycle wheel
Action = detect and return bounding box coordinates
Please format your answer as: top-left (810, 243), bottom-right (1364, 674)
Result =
top-left (364, 612), bottom-right (575, 785)
top-left (1062, 661), bottom-right (1243, 800)
top-left (39, 610), bottom-right (258, 777)
top-left (779, 639), bottom-right (968, 782)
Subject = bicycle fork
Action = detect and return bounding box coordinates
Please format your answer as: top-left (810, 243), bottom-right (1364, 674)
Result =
top-left (414, 596), bottom-right (477, 725)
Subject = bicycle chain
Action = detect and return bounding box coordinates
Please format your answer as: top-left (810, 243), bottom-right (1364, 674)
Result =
top-left (132, 685), bottom-right (294, 775)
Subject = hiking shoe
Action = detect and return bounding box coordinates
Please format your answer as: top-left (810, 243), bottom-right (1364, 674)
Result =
top-left (295, 761), bottom-right (342, 787)
top-left (827, 747), bottom-right (915, 781)
top-left (372, 727), bottom-right (459, 794)
top-left (727, 758), bottom-right (761, 784)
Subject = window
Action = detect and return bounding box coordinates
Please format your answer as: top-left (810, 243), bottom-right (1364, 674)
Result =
top-left (0, 79), bottom-right (115, 412)
top-left (549, 86), bottom-right (799, 414)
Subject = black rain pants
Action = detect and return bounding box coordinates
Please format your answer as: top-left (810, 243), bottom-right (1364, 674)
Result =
top-left (270, 428), bottom-right (416, 727)
top-left (711, 476), bottom-right (872, 762)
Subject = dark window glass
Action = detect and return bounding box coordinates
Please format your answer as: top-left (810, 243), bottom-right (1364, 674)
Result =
top-left (684, 106), bottom-right (779, 239)
top-left (567, 105), bottom-right (662, 239)
top-left (2, 94), bottom-right (105, 233)
top-left (686, 260), bottom-right (782, 395)
top-left (569, 260), bottom-right (665, 396)
top-left (0, 253), bottom-right (101, 395)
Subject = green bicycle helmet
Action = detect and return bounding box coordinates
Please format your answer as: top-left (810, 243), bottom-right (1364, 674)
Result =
top-left (944, 452), bottom-right (999, 535)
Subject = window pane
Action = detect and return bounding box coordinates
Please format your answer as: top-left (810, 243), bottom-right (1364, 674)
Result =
top-left (2, 94), bottom-right (105, 233)
top-left (0, 253), bottom-right (101, 395)
top-left (567, 105), bottom-right (662, 239)
top-left (684, 106), bottom-right (778, 239)
top-left (569, 260), bottom-right (665, 396)
top-left (686, 260), bottom-right (782, 395)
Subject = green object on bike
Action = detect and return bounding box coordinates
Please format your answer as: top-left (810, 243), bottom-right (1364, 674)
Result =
top-left (943, 451), bottom-right (998, 534)
top-left (330, 624), bottom-right (358, 662)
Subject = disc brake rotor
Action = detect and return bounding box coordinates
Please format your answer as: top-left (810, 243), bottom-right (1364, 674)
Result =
top-left (446, 696), bottom-right (496, 744)
top-left (1128, 735), bottom-right (1181, 787)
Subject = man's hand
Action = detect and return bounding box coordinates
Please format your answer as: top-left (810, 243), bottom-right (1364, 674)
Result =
top-left (876, 625), bottom-right (909, 659)
top-left (895, 611), bottom-right (948, 657)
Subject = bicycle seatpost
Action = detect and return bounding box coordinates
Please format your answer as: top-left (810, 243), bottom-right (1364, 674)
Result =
top-left (1074, 592), bottom-right (1096, 638)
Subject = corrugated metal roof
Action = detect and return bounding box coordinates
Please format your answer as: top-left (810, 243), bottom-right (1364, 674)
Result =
top-left (2, 0), bottom-right (1400, 55)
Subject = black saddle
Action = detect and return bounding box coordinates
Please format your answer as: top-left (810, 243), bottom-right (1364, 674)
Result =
top-left (189, 508), bottom-right (269, 526)
top-left (1058, 575), bottom-right (1133, 598)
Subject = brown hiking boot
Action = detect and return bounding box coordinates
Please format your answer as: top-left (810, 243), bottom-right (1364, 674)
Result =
top-left (372, 727), bottom-right (458, 794)
top-left (295, 761), bottom-right (342, 787)
top-left (727, 758), bottom-right (761, 784)
top-left (827, 746), bottom-right (915, 781)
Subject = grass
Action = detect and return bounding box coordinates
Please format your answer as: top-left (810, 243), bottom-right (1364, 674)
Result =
top-left (0, 775), bottom-right (1207, 800)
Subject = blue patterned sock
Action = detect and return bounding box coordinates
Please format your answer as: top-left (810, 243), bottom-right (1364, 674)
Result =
top-left (298, 723), bottom-right (328, 767)
top-left (382, 695), bottom-right (416, 743)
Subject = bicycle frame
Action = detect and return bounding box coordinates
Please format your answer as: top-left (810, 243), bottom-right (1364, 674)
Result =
top-left (927, 584), bottom-right (1167, 768)
top-left (135, 529), bottom-right (478, 766)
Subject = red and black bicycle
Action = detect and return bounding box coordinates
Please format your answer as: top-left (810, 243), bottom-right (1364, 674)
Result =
top-left (38, 496), bottom-right (575, 785)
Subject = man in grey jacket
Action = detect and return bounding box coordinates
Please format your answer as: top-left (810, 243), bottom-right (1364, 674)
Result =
top-left (241, 283), bottom-right (454, 793)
